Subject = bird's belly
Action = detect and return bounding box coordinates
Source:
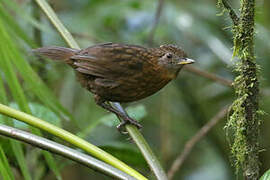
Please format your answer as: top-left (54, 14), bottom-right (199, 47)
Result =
top-left (77, 69), bottom-right (173, 102)
top-left (93, 76), bottom-right (172, 102)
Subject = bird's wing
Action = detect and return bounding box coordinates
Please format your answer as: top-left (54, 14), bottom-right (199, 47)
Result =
top-left (71, 43), bottom-right (152, 78)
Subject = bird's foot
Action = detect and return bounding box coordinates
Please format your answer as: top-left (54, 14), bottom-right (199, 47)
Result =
top-left (94, 97), bottom-right (142, 133)
top-left (117, 116), bottom-right (142, 134)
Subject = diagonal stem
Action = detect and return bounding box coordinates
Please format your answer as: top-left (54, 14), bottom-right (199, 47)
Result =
top-left (184, 66), bottom-right (233, 87)
top-left (148, 0), bottom-right (165, 45)
top-left (219, 0), bottom-right (239, 25)
top-left (113, 103), bottom-right (168, 180)
top-left (167, 105), bottom-right (228, 180)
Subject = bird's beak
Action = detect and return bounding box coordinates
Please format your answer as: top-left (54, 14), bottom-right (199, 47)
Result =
top-left (178, 58), bottom-right (195, 65)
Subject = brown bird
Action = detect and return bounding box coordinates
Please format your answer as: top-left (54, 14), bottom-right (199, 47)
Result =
top-left (33, 43), bottom-right (194, 130)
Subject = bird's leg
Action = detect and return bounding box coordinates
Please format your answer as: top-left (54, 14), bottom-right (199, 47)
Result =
top-left (94, 95), bottom-right (142, 132)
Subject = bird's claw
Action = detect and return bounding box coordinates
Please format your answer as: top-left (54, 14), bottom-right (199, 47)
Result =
top-left (117, 116), bottom-right (142, 134)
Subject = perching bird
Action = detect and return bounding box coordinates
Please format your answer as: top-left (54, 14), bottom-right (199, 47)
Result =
top-left (33, 43), bottom-right (194, 129)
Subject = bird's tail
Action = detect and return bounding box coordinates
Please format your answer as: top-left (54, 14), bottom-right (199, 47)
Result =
top-left (32, 46), bottom-right (78, 61)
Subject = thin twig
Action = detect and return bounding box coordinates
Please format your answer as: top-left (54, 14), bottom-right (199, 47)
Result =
top-left (167, 105), bottom-right (229, 180)
top-left (148, 0), bottom-right (165, 45)
top-left (0, 124), bottom-right (136, 180)
top-left (184, 66), bottom-right (233, 87)
top-left (220, 0), bottom-right (239, 25)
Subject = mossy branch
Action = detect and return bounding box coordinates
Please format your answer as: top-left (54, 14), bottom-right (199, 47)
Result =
top-left (218, 0), bottom-right (239, 25)
top-left (219, 0), bottom-right (261, 179)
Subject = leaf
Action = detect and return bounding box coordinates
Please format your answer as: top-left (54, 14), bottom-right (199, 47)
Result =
top-left (2, 0), bottom-right (53, 43)
top-left (0, 1), bottom-right (73, 122)
top-left (0, 2), bottom-right (35, 48)
top-left (0, 158), bottom-right (11, 180)
top-left (260, 169), bottom-right (270, 180)
top-left (0, 19), bottom-right (32, 179)
top-left (42, 152), bottom-right (62, 180)
top-left (0, 145), bottom-right (14, 180)
top-left (0, 14), bottom-right (62, 180)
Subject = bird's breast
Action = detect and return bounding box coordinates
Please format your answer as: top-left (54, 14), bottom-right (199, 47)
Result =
top-left (107, 65), bottom-right (173, 102)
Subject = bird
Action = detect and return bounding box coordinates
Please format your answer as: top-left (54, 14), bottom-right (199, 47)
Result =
top-left (33, 42), bottom-right (195, 130)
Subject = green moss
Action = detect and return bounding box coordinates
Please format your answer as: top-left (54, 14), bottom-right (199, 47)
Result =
top-left (219, 0), bottom-right (261, 179)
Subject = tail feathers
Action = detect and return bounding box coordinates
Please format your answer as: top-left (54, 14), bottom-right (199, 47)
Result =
top-left (32, 46), bottom-right (78, 61)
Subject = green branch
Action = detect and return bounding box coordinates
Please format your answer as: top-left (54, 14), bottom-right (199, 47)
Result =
top-left (113, 103), bottom-right (168, 180)
top-left (34, 0), bottom-right (79, 49)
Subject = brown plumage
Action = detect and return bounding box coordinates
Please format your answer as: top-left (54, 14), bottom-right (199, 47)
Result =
top-left (33, 43), bottom-right (194, 129)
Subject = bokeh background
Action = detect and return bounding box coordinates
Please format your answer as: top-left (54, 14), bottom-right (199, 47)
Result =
top-left (0, 0), bottom-right (270, 179)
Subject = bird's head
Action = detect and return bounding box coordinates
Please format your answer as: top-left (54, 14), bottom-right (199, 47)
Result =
top-left (157, 45), bottom-right (195, 75)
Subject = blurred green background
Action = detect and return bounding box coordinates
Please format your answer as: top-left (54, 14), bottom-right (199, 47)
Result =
top-left (0, 0), bottom-right (269, 179)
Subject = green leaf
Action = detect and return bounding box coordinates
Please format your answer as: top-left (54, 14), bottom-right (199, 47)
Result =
top-left (0, 158), bottom-right (11, 180)
top-left (42, 152), bottom-right (62, 180)
top-left (0, 15), bottom-right (62, 180)
top-left (0, 2), bottom-right (35, 48)
top-left (28, 103), bottom-right (61, 127)
top-left (0, 1), bottom-right (72, 122)
top-left (10, 49), bottom-right (74, 122)
top-left (1, 0), bottom-right (53, 44)
top-left (0, 20), bottom-right (32, 179)
top-left (11, 142), bottom-right (32, 180)
top-left (0, 145), bottom-right (14, 180)
top-left (260, 169), bottom-right (270, 180)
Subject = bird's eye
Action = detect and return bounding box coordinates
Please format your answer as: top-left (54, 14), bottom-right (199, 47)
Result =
top-left (166, 53), bottom-right (172, 59)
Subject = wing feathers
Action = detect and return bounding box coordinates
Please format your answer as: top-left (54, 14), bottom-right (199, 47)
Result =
top-left (72, 44), bottom-right (150, 78)
top-left (74, 62), bottom-right (108, 77)
top-left (71, 55), bottom-right (97, 61)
